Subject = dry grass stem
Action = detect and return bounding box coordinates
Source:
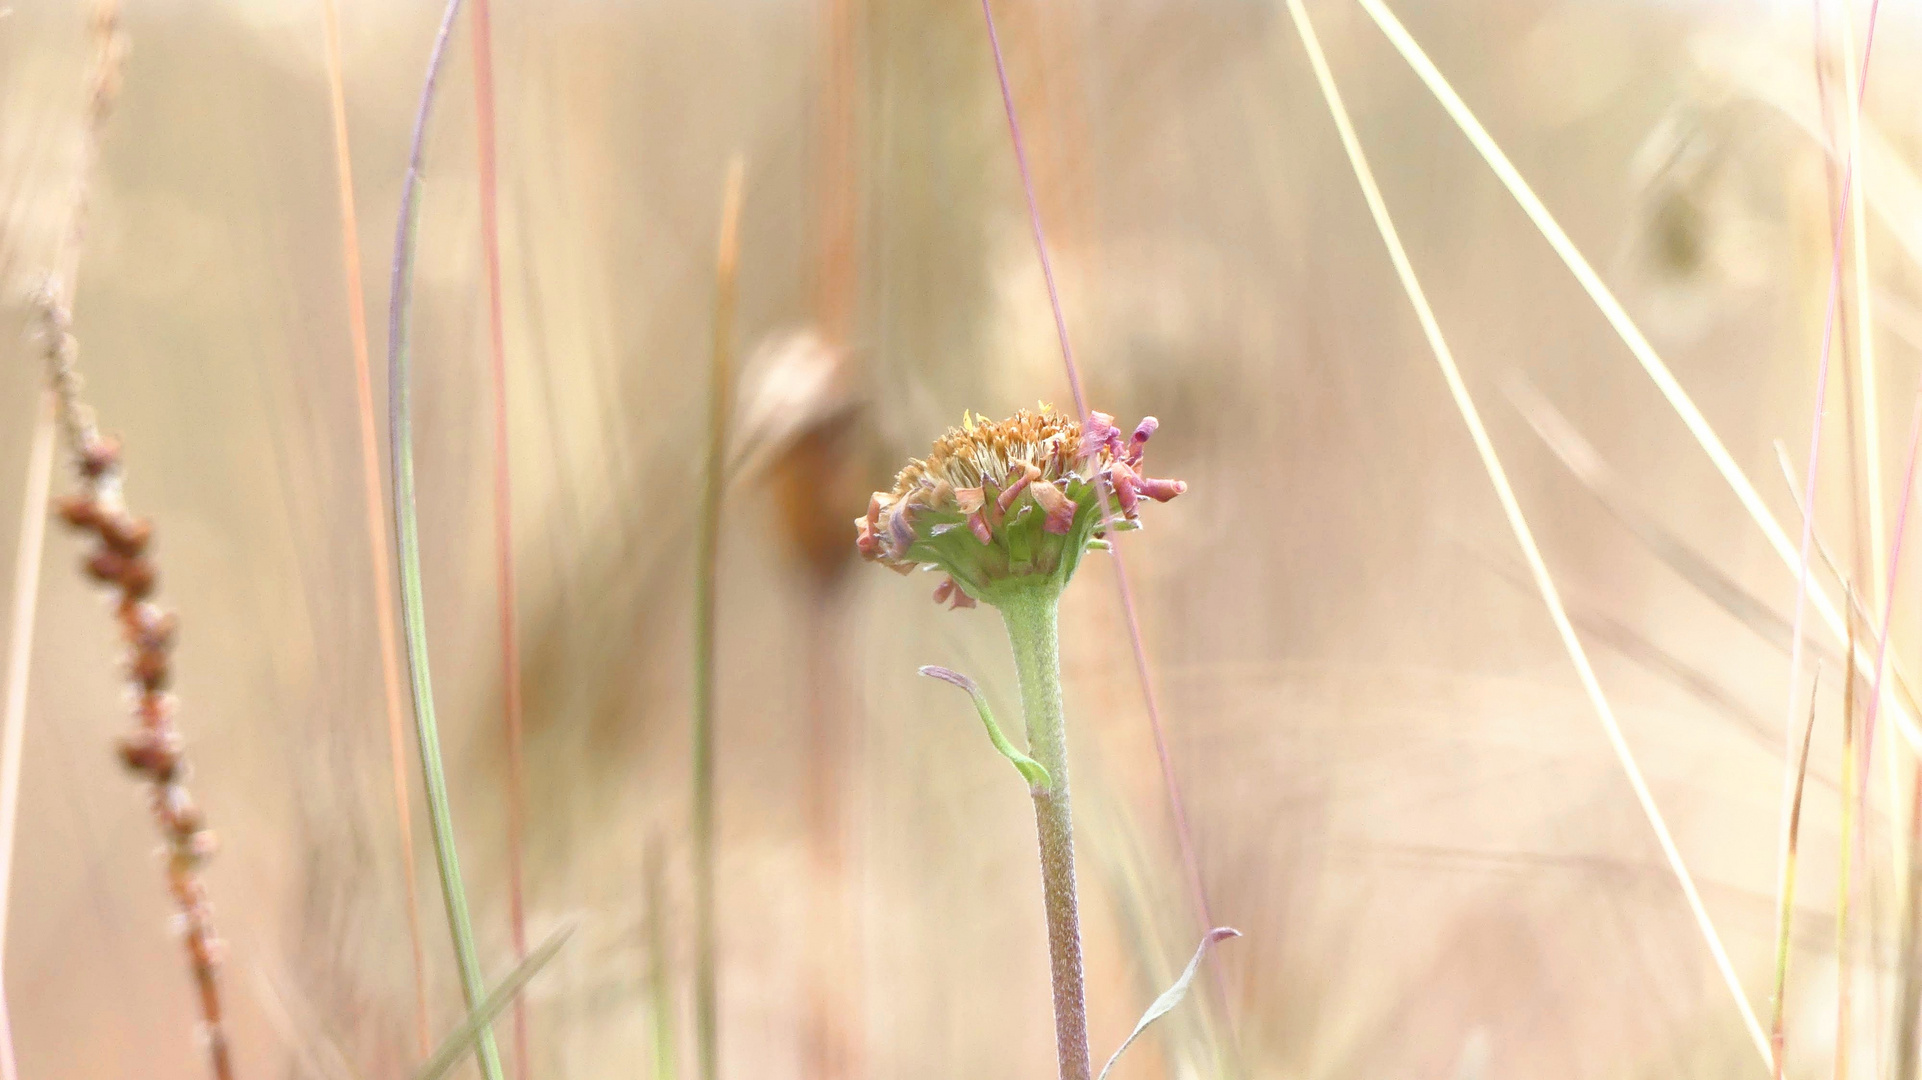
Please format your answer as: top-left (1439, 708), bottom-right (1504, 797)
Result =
top-left (1771, 666), bottom-right (1822, 1077)
top-left (1285, 0), bottom-right (1771, 1060)
top-left (18, 5), bottom-right (236, 1078)
top-left (0, 397), bottom-right (56, 1080)
top-left (1352, 0), bottom-right (1921, 753)
top-left (318, 0), bottom-right (432, 1055)
top-left (36, 290), bottom-right (236, 1080)
top-left (693, 154), bottom-right (745, 1080)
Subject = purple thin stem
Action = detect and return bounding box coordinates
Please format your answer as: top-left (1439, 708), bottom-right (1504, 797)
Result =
top-left (977, 0), bottom-right (1218, 956)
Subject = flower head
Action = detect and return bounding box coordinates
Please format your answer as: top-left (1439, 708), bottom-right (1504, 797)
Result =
top-left (855, 406), bottom-right (1186, 607)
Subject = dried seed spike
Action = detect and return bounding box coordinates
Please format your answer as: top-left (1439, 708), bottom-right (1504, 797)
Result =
top-left (117, 557), bottom-right (156, 599)
top-left (55, 494), bottom-right (100, 529)
top-left (129, 648), bottom-right (169, 692)
top-left (79, 435), bottom-right (120, 478)
top-left (84, 548), bottom-right (126, 585)
top-left (98, 512), bottom-right (152, 555)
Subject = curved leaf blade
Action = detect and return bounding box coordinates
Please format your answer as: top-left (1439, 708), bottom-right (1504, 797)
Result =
top-left (1097, 927), bottom-right (1240, 1080)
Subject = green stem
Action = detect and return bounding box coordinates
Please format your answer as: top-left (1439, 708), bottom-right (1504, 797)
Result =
top-left (388, 3), bottom-right (502, 1077)
top-left (692, 158), bottom-right (744, 1080)
top-left (999, 586), bottom-right (1092, 1080)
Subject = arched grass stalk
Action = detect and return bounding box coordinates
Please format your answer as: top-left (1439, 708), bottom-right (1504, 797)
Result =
top-left (388, 3), bottom-right (504, 1079)
top-left (1349, 0), bottom-right (1919, 755)
top-left (318, 0), bottom-right (433, 1053)
top-left (1282, 0), bottom-right (1771, 1061)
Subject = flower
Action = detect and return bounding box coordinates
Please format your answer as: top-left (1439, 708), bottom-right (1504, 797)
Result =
top-left (854, 406), bottom-right (1186, 607)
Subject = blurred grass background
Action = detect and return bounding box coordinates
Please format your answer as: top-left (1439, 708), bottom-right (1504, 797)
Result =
top-left (4, 0), bottom-right (1922, 1077)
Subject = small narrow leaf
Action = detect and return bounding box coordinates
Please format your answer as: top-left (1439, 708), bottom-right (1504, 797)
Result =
top-left (1097, 927), bottom-right (1240, 1080)
top-left (918, 665), bottom-right (1052, 792)
top-left (412, 920), bottom-right (577, 1080)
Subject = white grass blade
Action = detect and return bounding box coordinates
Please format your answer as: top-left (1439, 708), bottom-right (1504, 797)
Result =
top-left (1837, 0), bottom-right (1883, 612)
top-left (1282, 0), bottom-right (1771, 1061)
top-left (0, 395), bottom-right (56, 1080)
top-left (1835, 0), bottom-right (1906, 925)
top-left (1352, 0), bottom-right (1921, 757)
top-left (1096, 928), bottom-right (1239, 1080)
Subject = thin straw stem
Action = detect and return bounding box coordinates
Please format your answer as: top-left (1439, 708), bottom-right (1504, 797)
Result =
top-left (1350, 0), bottom-right (1920, 754)
top-left (1838, 0), bottom-right (1884, 615)
top-left (467, 1), bottom-right (531, 1075)
top-left (1839, 623), bottom-right (1858, 1080)
top-left (1771, 666), bottom-right (1822, 1078)
top-left (1845, 388), bottom-right (1922, 1030)
top-left (693, 156), bottom-right (745, 1080)
top-left (318, 0), bottom-right (432, 1054)
top-left (1284, 0), bottom-right (1770, 1060)
top-left (1775, 0), bottom-right (1853, 1047)
top-left (0, 397), bottom-right (56, 1080)
top-left (387, 4), bottom-right (505, 1079)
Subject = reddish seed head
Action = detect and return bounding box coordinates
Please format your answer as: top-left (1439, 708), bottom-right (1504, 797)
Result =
top-left (85, 549), bottom-right (127, 585)
top-left (137, 692), bottom-right (177, 731)
top-left (99, 513), bottom-right (153, 556)
top-left (121, 602), bottom-right (178, 653)
top-left (118, 730), bottom-right (181, 779)
top-left (56, 494), bottom-right (100, 529)
top-left (118, 558), bottom-right (157, 599)
top-left (79, 435), bottom-right (121, 478)
top-left (130, 648), bottom-right (169, 692)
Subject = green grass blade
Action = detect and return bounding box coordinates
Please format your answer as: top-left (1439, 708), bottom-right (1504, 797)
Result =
top-left (386, 3), bottom-right (504, 1079)
top-left (413, 922), bottom-right (576, 1080)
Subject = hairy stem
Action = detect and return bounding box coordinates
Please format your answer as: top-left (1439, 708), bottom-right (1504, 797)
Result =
top-left (1000, 587), bottom-right (1091, 1080)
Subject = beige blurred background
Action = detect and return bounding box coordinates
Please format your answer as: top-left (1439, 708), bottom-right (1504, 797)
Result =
top-left (5, 0), bottom-right (1922, 1077)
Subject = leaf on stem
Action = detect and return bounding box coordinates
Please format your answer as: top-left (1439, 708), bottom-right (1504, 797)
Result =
top-left (1096, 927), bottom-right (1240, 1080)
top-left (412, 921), bottom-right (577, 1080)
top-left (918, 665), bottom-right (1051, 792)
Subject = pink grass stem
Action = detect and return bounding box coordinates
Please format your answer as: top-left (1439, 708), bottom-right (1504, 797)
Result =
top-left (977, 0), bottom-right (1220, 964)
top-left (468, 2), bottom-right (532, 1076)
top-left (319, 0), bottom-right (434, 1054)
top-left (1812, 0), bottom-right (1889, 1046)
top-left (1776, 7), bottom-right (1881, 1070)
top-left (1855, 390), bottom-right (1919, 900)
